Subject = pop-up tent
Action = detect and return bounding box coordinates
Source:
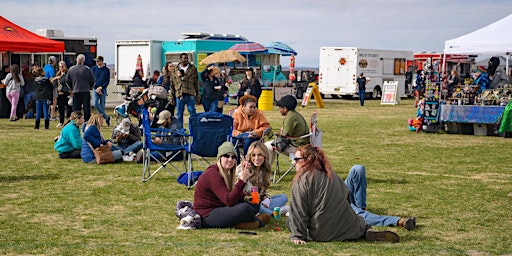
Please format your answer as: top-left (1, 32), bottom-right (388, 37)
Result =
top-left (443, 13), bottom-right (512, 73)
top-left (0, 16), bottom-right (64, 52)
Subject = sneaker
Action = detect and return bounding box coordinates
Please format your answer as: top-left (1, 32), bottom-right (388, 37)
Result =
top-left (56, 123), bottom-right (63, 128)
top-left (122, 155), bottom-right (135, 162)
top-left (365, 229), bottom-right (400, 243)
top-left (279, 205), bottom-right (290, 216)
top-left (234, 221), bottom-right (260, 230)
top-left (403, 217), bottom-right (416, 231)
top-left (50, 117), bottom-right (57, 121)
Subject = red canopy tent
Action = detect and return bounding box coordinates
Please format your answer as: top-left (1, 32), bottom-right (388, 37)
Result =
top-left (0, 16), bottom-right (64, 52)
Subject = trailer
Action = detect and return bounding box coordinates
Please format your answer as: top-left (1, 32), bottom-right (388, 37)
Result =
top-left (318, 47), bottom-right (413, 98)
top-left (115, 40), bottom-right (163, 87)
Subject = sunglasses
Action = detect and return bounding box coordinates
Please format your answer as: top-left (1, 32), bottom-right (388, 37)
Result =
top-left (293, 157), bottom-right (303, 162)
top-left (222, 154), bottom-right (237, 160)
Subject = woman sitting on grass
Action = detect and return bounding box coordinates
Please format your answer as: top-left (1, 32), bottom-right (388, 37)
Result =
top-left (54, 111), bottom-right (85, 159)
top-left (287, 144), bottom-right (399, 244)
top-left (193, 142), bottom-right (271, 229)
top-left (237, 141), bottom-right (289, 216)
top-left (81, 113), bottom-right (123, 163)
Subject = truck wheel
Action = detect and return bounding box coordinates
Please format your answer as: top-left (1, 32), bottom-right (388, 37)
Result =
top-left (372, 87), bottom-right (381, 99)
top-left (331, 94), bottom-right (340, 99)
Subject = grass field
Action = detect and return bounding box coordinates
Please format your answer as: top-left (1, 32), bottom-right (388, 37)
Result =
top-left (1, 98), bottom-right (511, 255)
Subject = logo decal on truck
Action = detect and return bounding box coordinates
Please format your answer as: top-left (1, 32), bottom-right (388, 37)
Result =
top-left (359, 59), bottom-right (368, 68)
top-left (339, 58), bottom-right (346, 65)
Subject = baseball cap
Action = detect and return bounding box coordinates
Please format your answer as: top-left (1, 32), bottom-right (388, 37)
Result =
top-left (94, 56), bottom-right (104, 61)
top-left (157, 110), bottom-right (171, 124)
top-left (48, 56), bottom-right (57, 63)
top-left (276, 95), bottom-right (297, 110)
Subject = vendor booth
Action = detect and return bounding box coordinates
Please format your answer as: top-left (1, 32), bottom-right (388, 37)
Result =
top-left (437, 13), bottom-right (512, 135)
top-left (0, 16), bottom-right (64, 118)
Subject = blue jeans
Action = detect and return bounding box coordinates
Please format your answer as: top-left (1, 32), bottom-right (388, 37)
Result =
top-left (117, 141), bottom-right (143, 155)
top-left (176, 95), bottom-right (197, 126)
top-left (344, 164), bottom-right (400, 227)
top-left (35, 99), bottom-right (49, 121)
top-left (234, 132), bottom-right (259, 157)
top-left (358, 89), bottom-right (365, 106)
top-left (93, 90), bottom-right (108, 120)
top-left (259, 194), bottom-right (288, 215)
top-left (202, 99), bottom-right (217, 113)
top-left (24, 91), bottom-right (35, 118)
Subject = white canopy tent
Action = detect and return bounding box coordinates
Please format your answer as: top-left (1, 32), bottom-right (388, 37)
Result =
top-left (443, 13), bottom-right (512, 74)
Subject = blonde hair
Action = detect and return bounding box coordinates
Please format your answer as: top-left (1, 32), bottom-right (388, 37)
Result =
top-left (57, 61), bottom-right (68, 75)
top-left (63, 111), bottom-right (83, 127)
top-left (209, 66), bottom-right (220, 76)
top-left (217, 160), bottom-right (237, 191)
top-left (85, 113), bottom-right (104, 130)
top-left (246, 141), bottom-right (271, 191)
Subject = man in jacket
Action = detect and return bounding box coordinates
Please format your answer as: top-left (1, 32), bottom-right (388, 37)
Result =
top-left (91, 56), bottom-right (111, 126)
top-left (171, 53), bottom-right (199, 126)
top-left (67, 54), bottom-right (95, 121)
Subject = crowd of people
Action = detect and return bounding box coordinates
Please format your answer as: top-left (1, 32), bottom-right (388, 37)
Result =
top-left (4, 53), bottom-right (418, 245)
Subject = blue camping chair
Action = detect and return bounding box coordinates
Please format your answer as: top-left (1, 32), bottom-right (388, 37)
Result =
top-left (141, 108), bottom-right (187, 182)
top-left (184, 112), bottom-right (234, 188)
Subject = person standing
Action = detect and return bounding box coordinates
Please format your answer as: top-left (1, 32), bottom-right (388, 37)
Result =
top-left (357, 72), bottom-right (367, 107)
top-left (2, 64), bottom-right (25, 121)
top-left (33, 68), bottom-right (53, 129)
top-left (44, 56), bottom-right (58, 121)
top-left (171, 53), bottom-right (199, 126)
top-left (237, 68), bottom-right (262, 104)
top-left (51, 61), bottom-right (72, 128)
top-left (67, 54), bottom-right (95, 121)
top-left (161, 62), bottom-right (176, 116)
top-left (21, 65), bottom-right (35, 119)
top-left (414, 70), bottom-right (425, 107)
top-left (200, 65), bottom-right (221, 112)
top-left (91, 56), bottom-right (111, 127)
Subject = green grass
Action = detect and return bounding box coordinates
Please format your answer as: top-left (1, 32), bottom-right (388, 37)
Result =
top-left (1, 98), bottom-right (511, 255)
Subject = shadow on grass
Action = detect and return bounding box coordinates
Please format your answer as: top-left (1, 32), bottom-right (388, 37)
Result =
top-left (0, 174), bottom-right (60, 183)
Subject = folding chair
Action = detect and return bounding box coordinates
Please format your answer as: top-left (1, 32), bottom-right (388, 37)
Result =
top-left (228, 107), bottom-right (272, 161)
top-left (184, 112), bottom-right (234, 188)
top-left (141, 108), bottom-right (187, 182)
top-left (273, 111), bottom-right (322, 183)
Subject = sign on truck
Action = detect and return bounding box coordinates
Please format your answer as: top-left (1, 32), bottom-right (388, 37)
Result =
top-left (318, 47), bottom-right (413, 98)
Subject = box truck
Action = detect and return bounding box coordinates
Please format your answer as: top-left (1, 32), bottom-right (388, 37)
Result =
top-left (318, 47), bottom-right (413, 98)
top-left (115, 40), bottom-right (164, 87)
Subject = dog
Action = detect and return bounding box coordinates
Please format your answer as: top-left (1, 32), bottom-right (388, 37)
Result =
top-left (23, 99), bottom-right (36, 119)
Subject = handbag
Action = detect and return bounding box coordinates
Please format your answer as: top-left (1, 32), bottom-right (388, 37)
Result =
top-left (272, 136), bottom-right (292, 152)
top-left (89, 143), bottom-right (115, 164)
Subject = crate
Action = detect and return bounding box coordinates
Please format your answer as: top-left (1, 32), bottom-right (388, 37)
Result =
top-left (460, 123), bottom-right (474, 135)
top-left (473, 123), bottom-right (494, 136)
top-left (445, 122), bottom-right (461, 134)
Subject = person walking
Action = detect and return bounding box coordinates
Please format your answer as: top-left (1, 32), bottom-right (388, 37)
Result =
top-left (91, 56), bottom-right (111, 126)
top-left (171, 53), bottom-right (199, 126)
top-left (2, 64), bottom-right (25, 121)
top-left (67, 54), bottom-right (95, 121)
top-left (357, 72), bottom-right (367, 106)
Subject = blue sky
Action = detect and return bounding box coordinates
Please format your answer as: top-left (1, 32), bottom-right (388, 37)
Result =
top-left (1, 0), bottom-right (511, 67)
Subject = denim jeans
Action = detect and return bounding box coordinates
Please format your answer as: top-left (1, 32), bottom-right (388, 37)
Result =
top-left (117, 141), bottom-right (143, 155)
top-left (176, 95), bottom-right (196, 126)
top-left (24, 91), bottom-right (35, 118)
top-left (344, 164), bottom-right (400, 227)
top-left (35, 99), bottom-right (49, 121)
top-left (93, 89), bottom-right (108, 120)
top-left (202, 99), bottom-right (217, 113)
top-left (259, 194), bottom-right (288, 215)
top-left (234, 132), bottom-right (259, 157)
top-left (358, 89), bottom-right (365, 106)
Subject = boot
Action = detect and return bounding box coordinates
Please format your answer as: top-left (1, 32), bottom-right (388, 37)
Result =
top-left (44, 119), bottom-right (50, 129)
top-left (34, 120), bottom-right (40, 129)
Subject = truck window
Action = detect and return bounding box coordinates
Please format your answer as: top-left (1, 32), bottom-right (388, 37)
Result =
top-left (394, 58), bottom-right (406, 75)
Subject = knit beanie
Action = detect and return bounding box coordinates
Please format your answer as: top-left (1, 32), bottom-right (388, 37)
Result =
top-left (216, 141), bottom-right (237, 160)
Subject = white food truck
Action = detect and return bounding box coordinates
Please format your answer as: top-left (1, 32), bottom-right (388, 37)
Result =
top-left (318, 47), bottom-right (413, 98)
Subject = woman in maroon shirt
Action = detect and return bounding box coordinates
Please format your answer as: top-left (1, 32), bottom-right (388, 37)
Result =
top-left (193, 142), bottom-right (264, 229)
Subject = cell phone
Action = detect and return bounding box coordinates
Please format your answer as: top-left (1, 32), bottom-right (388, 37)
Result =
top-left (238, 231), bottom-right (257, 235)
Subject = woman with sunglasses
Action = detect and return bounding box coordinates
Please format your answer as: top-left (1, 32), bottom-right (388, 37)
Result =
top-left (193, 142), bottom-right (270, 229)
top-left (287, 144), bottom-right (400, 244)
